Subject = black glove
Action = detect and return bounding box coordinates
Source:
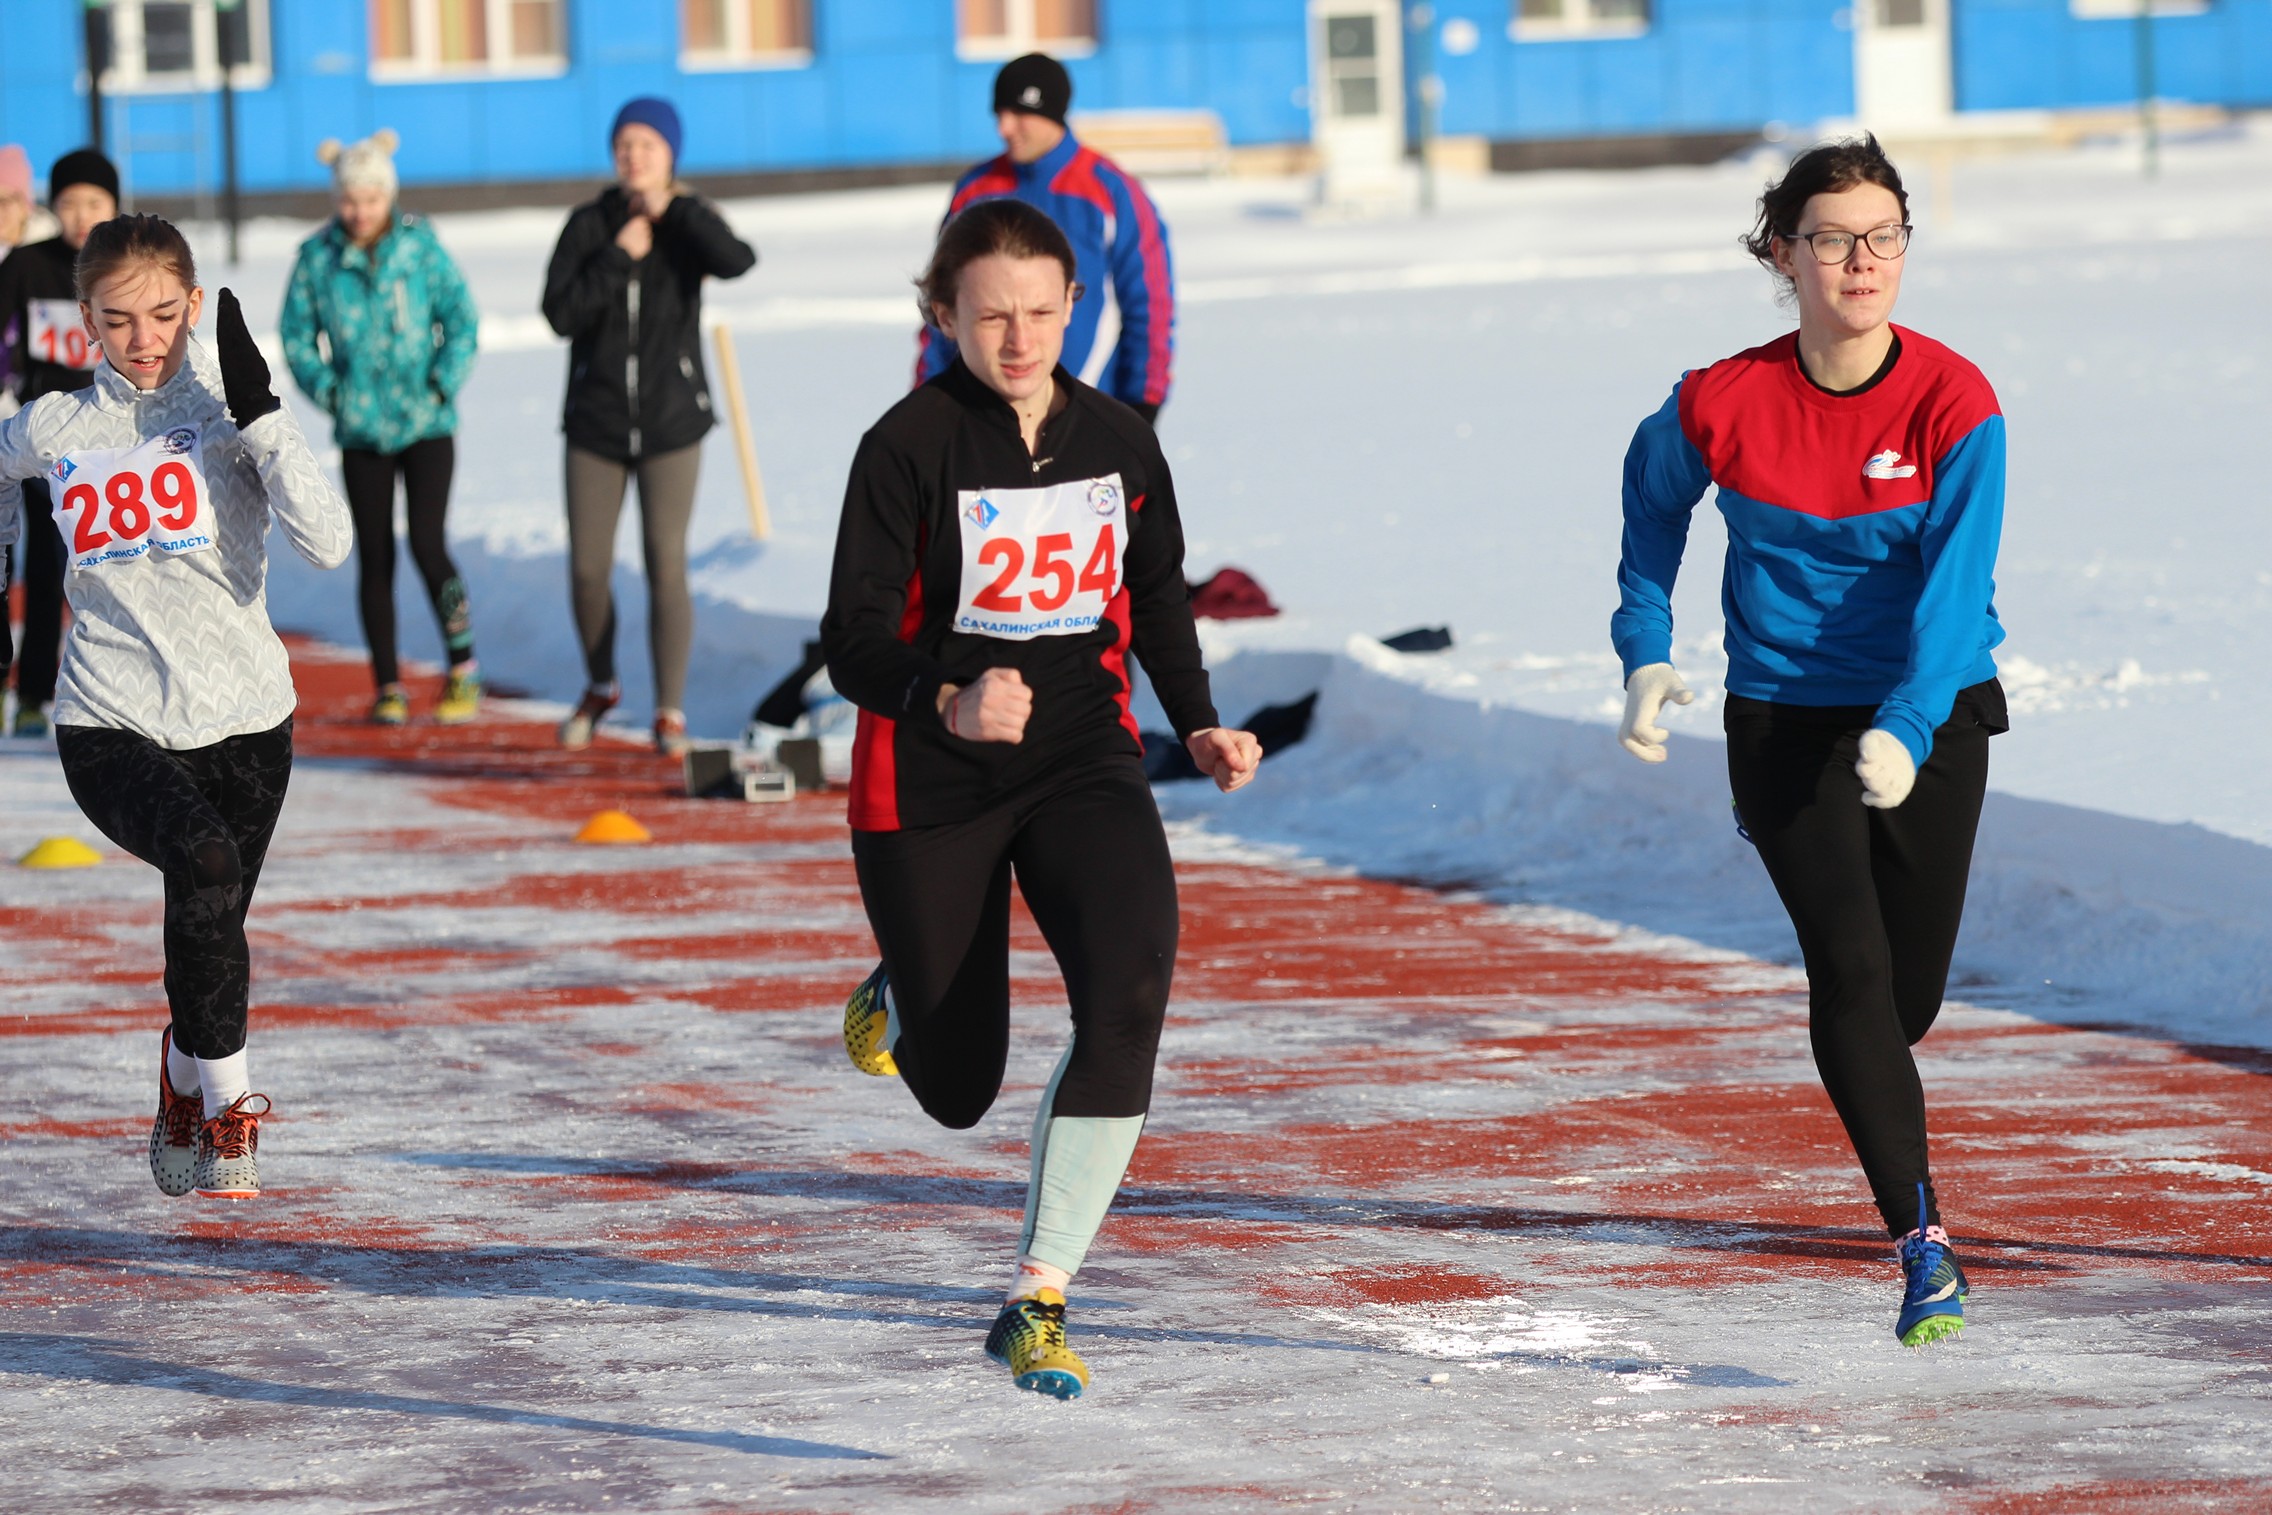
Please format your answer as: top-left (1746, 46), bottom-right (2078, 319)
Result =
top-left (214, 287), bottom-right (280, 427)
top-left (1128, 400), bottom-right (1160, 428)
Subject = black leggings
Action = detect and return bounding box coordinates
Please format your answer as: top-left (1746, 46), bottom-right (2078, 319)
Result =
top-left (1726, 680), bottom-right (2005, 1237)
top-left (851, 757), bottom-right (1178, 1130)
top-left (56, 719), bottom-right (294, 1060)
top-left (341, 436), bottom-right (471, 689)
top-left (8, 478), bottom-right (66, 709)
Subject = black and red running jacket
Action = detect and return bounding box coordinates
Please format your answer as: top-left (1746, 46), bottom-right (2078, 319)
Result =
top-left (822, 360), bottom-right (1218, 832)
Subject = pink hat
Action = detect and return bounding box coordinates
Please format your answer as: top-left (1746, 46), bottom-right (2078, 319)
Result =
top-left (0, 145), bottom-right (32, 203)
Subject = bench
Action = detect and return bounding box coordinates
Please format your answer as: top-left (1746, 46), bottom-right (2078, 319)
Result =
top-left (1069, 109), bottom-right (1231, 177)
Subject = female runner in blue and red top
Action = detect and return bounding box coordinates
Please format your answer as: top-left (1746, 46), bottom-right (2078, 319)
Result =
top-left (1610, 136), bottom-right (2006, 1347)
top-left (823, 198), bottom-right (1259, 1399)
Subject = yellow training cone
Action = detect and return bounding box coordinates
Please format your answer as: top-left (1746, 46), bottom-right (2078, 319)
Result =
top-left (574, 809), bottom-right (651, 845)
top-left (19, 836), bottom-right (102, 869)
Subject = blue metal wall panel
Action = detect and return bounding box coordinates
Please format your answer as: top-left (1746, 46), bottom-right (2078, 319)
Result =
top-left (1438, 0), bottom-right (1853, 141)
top-left (2, 5), bottom-right (96, 184)
top-left (7, 0), bottom-right (2261, 202)
top-left (1954, 1), bottom-right (2272, 112)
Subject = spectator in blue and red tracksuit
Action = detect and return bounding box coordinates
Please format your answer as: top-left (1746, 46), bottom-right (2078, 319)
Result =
top-left (914, 53), bottom-right (1174, 425)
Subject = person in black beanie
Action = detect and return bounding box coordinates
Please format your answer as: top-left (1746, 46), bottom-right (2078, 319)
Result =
top-left (913, 54), bottom-right (1177, 427)
top-left (0, 148), bottom-right (119, 736)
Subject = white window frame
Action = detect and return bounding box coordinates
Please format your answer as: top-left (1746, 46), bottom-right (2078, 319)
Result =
top-left (2069, 0), bottom-right (2208, 17)
top-left (679, 0), bottom-right (816, 72)
top-left (370, 0), bottom-right (571, 82)
top-left (956, 0), bottom-right (1098, 62)
top-left (96, 0), bottom-right (273, 93)
top-left (1508, 0), bottom-right (1650, 42)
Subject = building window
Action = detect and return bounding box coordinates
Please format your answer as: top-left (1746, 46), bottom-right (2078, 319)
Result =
top-left (1322, 14), bottom-right (1384, 118)
top-left (95, 0), bottom-right (273, 92)
top-left (958, 0), bottom-right (1096, 60)
top-left (370, 0), bottom-right (569, 78)
top-left (681, 0), bottom-right (813, 68)
top-left (1509, 0), bottom-right (1650, 41)
top-left (2069, 0), bottom-right (2207, 16)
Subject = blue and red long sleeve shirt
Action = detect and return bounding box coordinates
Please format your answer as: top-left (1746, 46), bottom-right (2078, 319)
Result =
top-left (914, 133), bottom-right (1174, 412)
top-left (1612, 326), bottom-right (2006, 766)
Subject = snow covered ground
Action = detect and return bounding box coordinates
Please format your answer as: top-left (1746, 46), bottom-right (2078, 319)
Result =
top-left (163, 117), bottom-right (2271, 1041)
top-left (3, 656), bottom-right (2269, 1512)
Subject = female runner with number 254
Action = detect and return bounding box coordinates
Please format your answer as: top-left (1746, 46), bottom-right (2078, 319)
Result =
top-left (822, 197), bottom-right (1260, 1401)
top-left (0, 214), bottom-right (351, 1202)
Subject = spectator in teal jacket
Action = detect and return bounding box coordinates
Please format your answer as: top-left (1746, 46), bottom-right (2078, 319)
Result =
top-left (280, 129), bottom-right (484, 727)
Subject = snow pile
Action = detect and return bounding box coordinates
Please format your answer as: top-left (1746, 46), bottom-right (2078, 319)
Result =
top-left (217, 119), bottom-right (2272, 1046)
top-left (1154, 638), bottom-right (2272, 1049)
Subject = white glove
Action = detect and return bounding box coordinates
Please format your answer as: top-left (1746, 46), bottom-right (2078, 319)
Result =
top-left (1618, 662), bottom-right (1694, 763)
top-left (1856, 728), bottom-right (1916, 809)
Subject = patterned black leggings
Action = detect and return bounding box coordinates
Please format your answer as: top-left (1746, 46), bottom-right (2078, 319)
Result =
top-left (55, 719), bottom-right (294, 1059)
top-left (342, 436), bottom-right (472, 689)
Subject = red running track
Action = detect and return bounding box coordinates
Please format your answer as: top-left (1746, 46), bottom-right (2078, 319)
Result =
top-left (0, 638), bottom-right (2266, 1513)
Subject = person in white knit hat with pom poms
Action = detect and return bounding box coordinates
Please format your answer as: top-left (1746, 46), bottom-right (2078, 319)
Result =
top-left (280, 128), bottom-right (484, 727)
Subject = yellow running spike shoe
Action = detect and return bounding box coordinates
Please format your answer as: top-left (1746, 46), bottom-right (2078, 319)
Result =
top-left (985, 1288), bottom-right (1088, 1400)
top-left (843, 965), bottom-right (897, 1077)
top-left (435, 666), bottom-right (482, 726)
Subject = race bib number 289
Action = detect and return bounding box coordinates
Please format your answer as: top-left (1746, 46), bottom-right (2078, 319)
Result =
top-left (50, 426), bottom-right (217, 571)
top-left (954, 474), bottom-right (1127, 640)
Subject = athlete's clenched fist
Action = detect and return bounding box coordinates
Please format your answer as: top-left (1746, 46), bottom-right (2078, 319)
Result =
top-left (1186, 726), bottom-right (1262, 793)
top-left (940, 666), bottom-right (1033, 743)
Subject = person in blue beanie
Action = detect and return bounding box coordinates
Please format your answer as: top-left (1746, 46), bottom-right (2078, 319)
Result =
top-left (542, 97), bottom-right (755, 755)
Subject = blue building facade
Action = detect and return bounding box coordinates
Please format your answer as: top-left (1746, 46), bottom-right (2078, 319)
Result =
top-left (1953, 0), bottom-right (2272, 112)
top-left (1429, 0), bottom-right (1858, 142)
top-left (0, 1), bottom-right (2263, 201)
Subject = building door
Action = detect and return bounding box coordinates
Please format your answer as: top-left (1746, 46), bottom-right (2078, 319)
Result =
top-left (1309, 0), bottom-right (1404, 195)
top-left (1854, 0), bottom-right (1953, 127)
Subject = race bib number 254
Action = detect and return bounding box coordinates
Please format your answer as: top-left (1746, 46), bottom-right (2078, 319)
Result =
top-left (50, 427), bottom-right (217, 571)
top-left (953, 474), bottom-right (1127, 640)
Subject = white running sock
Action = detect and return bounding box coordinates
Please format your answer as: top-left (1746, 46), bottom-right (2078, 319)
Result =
top-left (1007, 1253), bottom-right (1072, 1303)
top-left (166, 1038), bottom-right (201, 1099)
top-left (196, 1051), bottom-right (250, 1119)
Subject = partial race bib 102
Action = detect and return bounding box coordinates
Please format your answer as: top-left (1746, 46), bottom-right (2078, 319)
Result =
top-left (26, 298), bottom-right (99, 371)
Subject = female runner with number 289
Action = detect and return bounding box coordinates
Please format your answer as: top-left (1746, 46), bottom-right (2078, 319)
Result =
top-left (823, 197), bottom-right (1260, 1401)
top-left (0, 214), bottom-right (351, 1200)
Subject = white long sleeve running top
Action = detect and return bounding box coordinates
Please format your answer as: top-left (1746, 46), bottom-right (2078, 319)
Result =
top-left (0, 342), bottom-right (351, 749)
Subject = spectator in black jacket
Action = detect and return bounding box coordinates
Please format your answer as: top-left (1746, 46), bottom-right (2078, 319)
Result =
top-left (0, 147), bottom-right (118, 737)
top-left (541, 97), bottom-right (755, 754)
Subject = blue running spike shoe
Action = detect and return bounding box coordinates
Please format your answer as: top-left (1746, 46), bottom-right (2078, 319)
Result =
top-left (843, 965), bottom-right (897, 1077)
top-left (984, 1288), bottom-right (1088, 1400)
top-left (1895, 1184), bottom-right (1967, 1346)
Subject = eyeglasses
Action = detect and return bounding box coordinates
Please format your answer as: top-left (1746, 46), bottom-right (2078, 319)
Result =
top-left (1782, 223), bottom-right (1912, 264)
